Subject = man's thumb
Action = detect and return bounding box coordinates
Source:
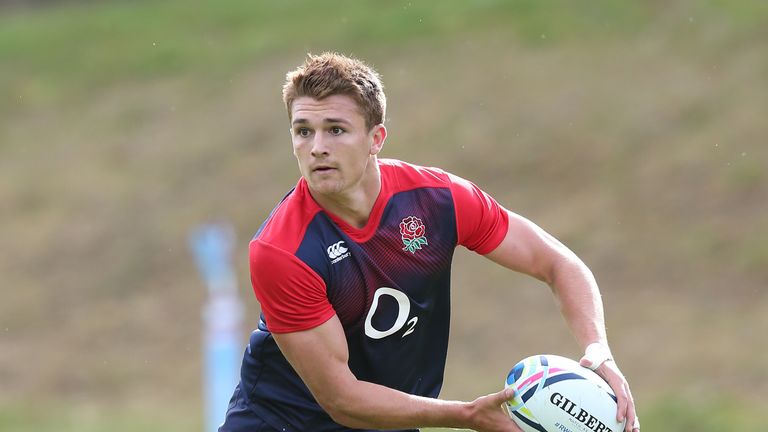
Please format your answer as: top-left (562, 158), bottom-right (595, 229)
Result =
top-left (579, 356), bottom-right (594, 369)
top-left (499, 387), bottom-right (516, 402)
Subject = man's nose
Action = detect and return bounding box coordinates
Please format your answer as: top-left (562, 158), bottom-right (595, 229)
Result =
top-left (310, 134), bottom-right (330, 157)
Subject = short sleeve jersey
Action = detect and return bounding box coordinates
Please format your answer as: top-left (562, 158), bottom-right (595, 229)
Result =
top-left (239, 159), bottom-right (509, 432)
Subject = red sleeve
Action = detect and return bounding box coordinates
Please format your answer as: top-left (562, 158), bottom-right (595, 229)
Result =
top-left (249, 240), bottom-right (336, 333)
top-left (448, 172), bottom-right (509, 254)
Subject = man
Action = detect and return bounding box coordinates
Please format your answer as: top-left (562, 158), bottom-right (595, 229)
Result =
top-left (220, 52), bottom-right (639, 432)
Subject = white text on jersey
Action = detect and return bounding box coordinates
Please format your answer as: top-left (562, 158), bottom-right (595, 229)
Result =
top-left (327, 241), bottom-right (350, 264)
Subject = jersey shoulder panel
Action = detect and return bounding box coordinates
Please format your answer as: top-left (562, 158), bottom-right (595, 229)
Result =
top-left (249, 239), bottom-right (334, 333)
top-left (379, 158), bottom-right (508, 254)
top-left (379, 158), bottom-right (452, 193)
top-left (254, 179), bottom-right (322, 255)
top-left (444, 171), bottom-right (509, 254)
top-left (249, 180), bottom-right (335, 333)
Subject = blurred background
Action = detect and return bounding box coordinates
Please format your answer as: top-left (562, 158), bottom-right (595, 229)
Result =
top-left (1, 1), bottom-right (767, 431)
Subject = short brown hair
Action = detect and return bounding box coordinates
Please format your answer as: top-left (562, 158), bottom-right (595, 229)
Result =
top-left (282, 52), bottom-right (386, 129)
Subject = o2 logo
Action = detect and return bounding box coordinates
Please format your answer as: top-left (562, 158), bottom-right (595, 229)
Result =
top-left (364, 287), bottom-right (418, 340)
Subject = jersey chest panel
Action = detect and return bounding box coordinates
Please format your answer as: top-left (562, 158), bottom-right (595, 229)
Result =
top-left (295, 187), bottom-right (455, 332)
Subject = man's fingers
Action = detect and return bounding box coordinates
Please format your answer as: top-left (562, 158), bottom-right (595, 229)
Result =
top-left (589, 360), bottom-right (638, 431)
top-left (615, 384), bottom-right (628, 422)
top-left (597, 363), bottom-right (629, 423)
top-left (622, 384), bottom-right (637, 431)
top-left (496, 387), bottom-right (516, 404)
top-left (625, 409), bottom-right (639, 432)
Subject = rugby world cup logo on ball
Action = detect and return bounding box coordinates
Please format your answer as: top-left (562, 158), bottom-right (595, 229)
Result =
top-left (504, 355), bottom-right (625, 432)
top-left (399, 216), bottom-right (428, 254)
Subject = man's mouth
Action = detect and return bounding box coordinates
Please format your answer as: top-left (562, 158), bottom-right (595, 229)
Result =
top-left (313, 166), bottom-right (336, 172)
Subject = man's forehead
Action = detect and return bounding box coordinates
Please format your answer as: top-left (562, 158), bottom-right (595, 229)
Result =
top-left (291, 95), bottom-right (364, 123)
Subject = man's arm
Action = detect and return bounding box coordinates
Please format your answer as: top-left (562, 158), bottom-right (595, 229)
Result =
top-left (483, 210), bottom-right (639, 432)
top-left (272, 315), bottom-right (522, 432)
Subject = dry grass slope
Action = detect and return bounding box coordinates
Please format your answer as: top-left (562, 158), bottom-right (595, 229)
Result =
top-left (1, 1), bottom-right (766, 430)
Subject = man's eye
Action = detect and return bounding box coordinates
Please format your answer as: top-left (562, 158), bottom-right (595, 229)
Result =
top-left (296, 128), bottom-right (311, 137)
top-left (330, 127), bottom-right (344, 135)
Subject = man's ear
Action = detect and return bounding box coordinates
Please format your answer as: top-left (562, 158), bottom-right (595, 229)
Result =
top-left (369, 124), bottom-right (387, 155)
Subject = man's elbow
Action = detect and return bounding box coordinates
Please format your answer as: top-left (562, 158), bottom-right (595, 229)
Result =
top-left (315, 390), bottom-right (367, 429)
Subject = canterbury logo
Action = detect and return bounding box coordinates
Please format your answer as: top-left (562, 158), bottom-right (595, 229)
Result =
top-left (327, 241), bottom-right (349, 261)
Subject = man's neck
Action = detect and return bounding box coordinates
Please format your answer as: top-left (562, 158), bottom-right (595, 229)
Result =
top-left (310, 161), bottom-right (382, 229)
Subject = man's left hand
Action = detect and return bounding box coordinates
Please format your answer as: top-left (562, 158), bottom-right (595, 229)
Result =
top-left (579, 357), bottom-right (639, 432)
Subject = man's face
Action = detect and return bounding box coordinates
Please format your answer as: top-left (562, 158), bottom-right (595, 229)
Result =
top-left (290, 94), bottom-right (385, 197)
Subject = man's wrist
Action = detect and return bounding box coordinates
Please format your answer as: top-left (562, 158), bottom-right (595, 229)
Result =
top-left (583, 342), bottom-right (613, 370)
top-left (453, 399), bottom-right (477, 430)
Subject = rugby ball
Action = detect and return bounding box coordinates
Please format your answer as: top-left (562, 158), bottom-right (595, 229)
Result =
top-left (504, 354), bottom-right (625, 432)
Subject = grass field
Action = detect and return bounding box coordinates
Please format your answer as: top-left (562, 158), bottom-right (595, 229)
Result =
top-left (1, 396), bottom-right (765, 432)
top-left (2, 1), bottom-right (767, 431)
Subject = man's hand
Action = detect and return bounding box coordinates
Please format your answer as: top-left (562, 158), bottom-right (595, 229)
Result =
top-left (465, 387), bottom-right (524, 432)
top-left (580, 357), bottom-right (639, 432)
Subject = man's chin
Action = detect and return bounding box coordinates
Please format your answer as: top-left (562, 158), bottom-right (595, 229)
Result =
top-left (307, 179), bottom-right (344, 196)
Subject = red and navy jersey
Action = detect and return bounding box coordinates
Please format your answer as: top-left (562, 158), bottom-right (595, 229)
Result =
top-left (240, 159), bottom-right (509, 431)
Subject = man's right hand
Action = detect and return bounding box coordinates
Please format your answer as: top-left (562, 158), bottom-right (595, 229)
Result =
top-left (465, 387), bottom-right (525, 432)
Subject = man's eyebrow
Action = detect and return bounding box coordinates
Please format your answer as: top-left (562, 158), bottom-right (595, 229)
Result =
top-left (325, 118), bottom-right (352, 125)
top-left (291, 118), bottom-right (353, 126)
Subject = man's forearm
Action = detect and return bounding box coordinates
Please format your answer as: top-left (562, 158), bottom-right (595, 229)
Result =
top-left (320, 378), bottom-right (517, 432)
top-left (276, 320), bottom-right (475, 430)
top-left (549, 253), bottom-right (608, 350)
top-left (320, 379), bottom-right (472, 430)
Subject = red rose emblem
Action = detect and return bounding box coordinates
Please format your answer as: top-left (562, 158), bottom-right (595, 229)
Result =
top-left (399, 216), bottom-right (428, 253)
top-left (400, 216), bottom-right (425, 240)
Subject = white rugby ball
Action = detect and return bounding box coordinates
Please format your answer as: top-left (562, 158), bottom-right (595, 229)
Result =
top-left (504, 354), bottom-right (625, 432)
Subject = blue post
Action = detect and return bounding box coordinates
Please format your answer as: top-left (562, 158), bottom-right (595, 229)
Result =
top-left (190, 223), bottom-right (244, 432)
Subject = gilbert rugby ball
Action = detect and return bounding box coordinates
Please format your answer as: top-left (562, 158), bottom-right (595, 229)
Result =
top-left (504, 354), bottom-right (625, 432)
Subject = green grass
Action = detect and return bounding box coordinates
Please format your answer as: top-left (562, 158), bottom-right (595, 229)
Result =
top-left (3, 394), bottom-right (764, 432)
top-left (640, 395), bottom-right (766, 432)
top-left (0, 402), bottom-right (198, 432)
top-left (5, 0), bottom-right (762, 116)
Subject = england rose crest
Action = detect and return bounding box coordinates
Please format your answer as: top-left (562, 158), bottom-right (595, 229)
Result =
top-left (399, 216), bottom-right (428, 254)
